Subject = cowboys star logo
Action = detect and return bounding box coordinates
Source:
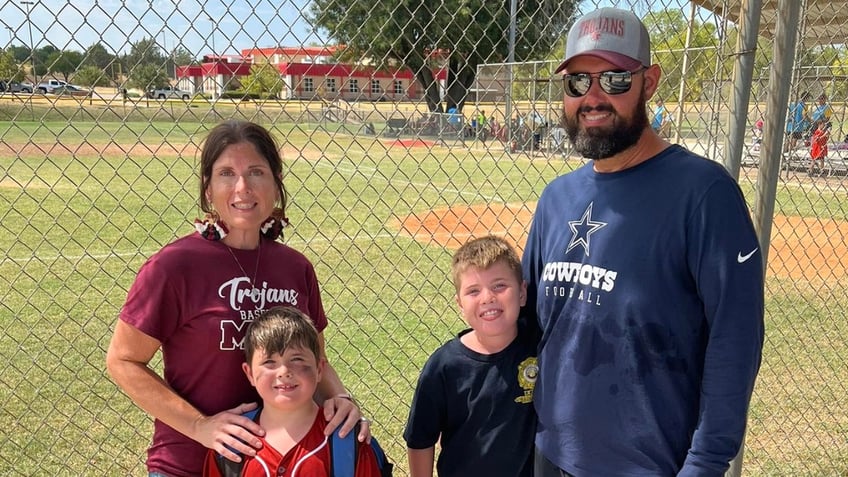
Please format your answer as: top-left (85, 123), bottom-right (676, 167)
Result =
top-left (566, 202), bottom-right (607, 257)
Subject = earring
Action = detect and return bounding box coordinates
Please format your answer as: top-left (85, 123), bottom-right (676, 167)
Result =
top-left (194, 211), bottom-right (228, 241)
top-left (260, 207), bottom-right (290, 240)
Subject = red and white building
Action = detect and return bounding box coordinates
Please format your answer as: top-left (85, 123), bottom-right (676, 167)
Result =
top-left (175, 45), bottom-right (444, 101)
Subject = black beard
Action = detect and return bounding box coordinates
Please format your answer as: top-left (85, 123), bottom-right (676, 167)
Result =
top-left (564, 90), bottom-right (649, 160)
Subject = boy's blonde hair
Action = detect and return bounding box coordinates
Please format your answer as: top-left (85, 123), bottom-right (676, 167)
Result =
top-left (244, 306), bottom-right (320, 363)
top-left (451, 235), bottom-right (523, 291)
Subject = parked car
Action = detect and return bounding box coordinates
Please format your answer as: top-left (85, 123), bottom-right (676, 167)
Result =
top-left (50, 85), bottom-right (92, 97)
top-left (9, 81), bottom-right (34, 93)
top-left (147, 85), bottom-right (191, 100)
top-left (0, 80), bottom-right (34, 93)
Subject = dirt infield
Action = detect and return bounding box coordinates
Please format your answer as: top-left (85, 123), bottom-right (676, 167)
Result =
top-left (395, 203), bottom-right (847, 283)
top-left (0, 142), bottom-right (325, 167)
top-left (385, 139), bottom-right (436, 148)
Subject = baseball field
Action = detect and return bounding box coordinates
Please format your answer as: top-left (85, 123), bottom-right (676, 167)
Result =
top-left (1, 98), bottom-right (847, 474)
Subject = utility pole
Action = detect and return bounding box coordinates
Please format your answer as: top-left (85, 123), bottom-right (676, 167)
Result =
top-left (160, 30), bottom-right (168, 78)
top-left (207, 15), bottom-right (217, 99)
top-left (207, 16), bottom-right (216, 60)
top-left (505, 0), bottom-right (516, 151)
top-left (21, 1), bottom-right (36, 86)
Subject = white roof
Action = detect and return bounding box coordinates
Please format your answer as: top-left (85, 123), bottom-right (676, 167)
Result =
top-left (692, 0), bottom-right (848, 46)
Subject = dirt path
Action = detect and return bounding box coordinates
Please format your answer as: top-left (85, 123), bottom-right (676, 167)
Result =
top-left (396, 203), bottom-right (847, 283)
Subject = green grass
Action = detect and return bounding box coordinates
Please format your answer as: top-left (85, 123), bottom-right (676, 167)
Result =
top-left (1, 112), bottom-right (847, 475)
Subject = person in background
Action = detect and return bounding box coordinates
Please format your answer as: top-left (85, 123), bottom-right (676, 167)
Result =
top-left (810, 93), bottom-right (833, 132)
top-left (809, 119), bottom-right (829, 175)
top-left (650, 98), bottom-right (669, 138)
top-left (753, 118), bottom-right (764, 144)
top-left (447, 106), bottom-right (463, 134)
top-left (750, 118), bottom-right (764, 154)
top-left (527, 109), bottom-right (545, 149)
top-left (523, 8), bottom-right (764, 476)
top-left (786, 95), bottom-right (808, 151)
top-left (549, 124), bottom-right (566, 153)
top-left (489, 113), bottom-right (503, 141)
top-left (405, 235), bottom-right (538, 477)
top-left (477, 110), bottom-right (488, 142)
top-left (106, 120), bottom-right (367, 477)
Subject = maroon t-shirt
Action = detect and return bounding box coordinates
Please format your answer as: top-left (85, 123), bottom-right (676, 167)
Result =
top-left (120, 233), bottom-right (328, 477)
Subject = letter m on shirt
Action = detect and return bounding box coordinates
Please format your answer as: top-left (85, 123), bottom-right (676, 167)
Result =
top-left (219, 320), bottom-right (249, 350)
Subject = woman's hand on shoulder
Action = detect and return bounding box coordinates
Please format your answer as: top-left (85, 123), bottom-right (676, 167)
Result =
top-left (194, 402), bottom-right (265, 462)
top-left (322, 394), bottom-right (371, 443)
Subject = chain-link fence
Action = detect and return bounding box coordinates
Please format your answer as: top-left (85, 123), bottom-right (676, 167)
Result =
top-left (1, 0), bottom-right (847, 475)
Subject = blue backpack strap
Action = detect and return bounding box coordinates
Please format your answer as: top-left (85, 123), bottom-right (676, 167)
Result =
top-left (215, 407), bottom-right (263, 477)
top-left (330, 427), bottom-right (357, 477)
top-left (368, 437), bottom-right (393, 476)
top-left (330, 429), bottom-right (394, 477)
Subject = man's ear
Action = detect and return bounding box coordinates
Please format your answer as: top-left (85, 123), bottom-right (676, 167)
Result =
top-left (643, 64), bottom-right (662, 101)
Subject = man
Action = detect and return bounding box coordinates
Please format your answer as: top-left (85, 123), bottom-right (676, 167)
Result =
top-left (522, 8), bottom-right (764, 477)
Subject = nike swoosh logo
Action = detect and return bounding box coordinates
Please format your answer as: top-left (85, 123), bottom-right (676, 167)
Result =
top-left (737, 248), bottom-right (758, 263)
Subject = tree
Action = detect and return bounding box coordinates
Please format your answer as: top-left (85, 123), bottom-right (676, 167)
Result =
top-left (172, 46), bottom-right (195, 67)
top-left (123, 37), bottom-right (166, 70)
top-left (128, 64), bottom-right (169, 91)
top-left (80, 43), bottom-right (122, 85)
top-left (123, 37), bottom-right (168, 88)
top-left (9, 44), bottom-right (55, 78)
top-left (74, 65), bottom-right (111, 87)
top-left (643, 9), bottom-right (718, 102)
top-left (829, 47), bottom-right (848, 99)
top-left (243, 61), bottom-right (283, 97)
top-left (34, 45), bottom-right (59, 76)
top-left (309, 0), bottom-right (576, 112)
top-left (82, 42), bottom-right (116, 70)
top-left (9, 45), bottom-right (31, 64)
top-left (45, 50), bottom-right (84, 81)
top-left (0, 50), bottom-right (24, 82)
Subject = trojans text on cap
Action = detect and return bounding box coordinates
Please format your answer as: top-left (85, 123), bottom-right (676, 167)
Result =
top-left (576, 15), bottom-right (626, 41)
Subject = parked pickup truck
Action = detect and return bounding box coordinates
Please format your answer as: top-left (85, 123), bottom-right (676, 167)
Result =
top-left (36, 79), bottom-right (69, 93)
top-left (9, 81), bottom-right (34, 93)
top-left (0, 80), bottom-right (33, 93)
top-left (147, 86), bottom-right (191, 100)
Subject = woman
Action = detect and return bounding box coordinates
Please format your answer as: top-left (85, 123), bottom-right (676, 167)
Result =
top-left (106, 120), bottom-right (367, 477)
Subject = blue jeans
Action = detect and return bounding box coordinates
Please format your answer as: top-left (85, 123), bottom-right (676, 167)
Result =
top-left (149, 473), bottom-right (171, 477)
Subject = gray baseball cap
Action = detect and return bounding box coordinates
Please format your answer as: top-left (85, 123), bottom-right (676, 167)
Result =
top-left (555, 8), bottom-right (651, 74)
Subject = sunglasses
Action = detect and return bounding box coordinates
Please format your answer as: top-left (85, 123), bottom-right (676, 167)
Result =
top-left (562, 68), bottom-right (646, 98)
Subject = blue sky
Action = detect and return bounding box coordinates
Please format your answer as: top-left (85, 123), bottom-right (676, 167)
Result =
top-left (0, 0), bottom-right (707, 58)
top-left (0, 0), bottom-right (327, 57)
